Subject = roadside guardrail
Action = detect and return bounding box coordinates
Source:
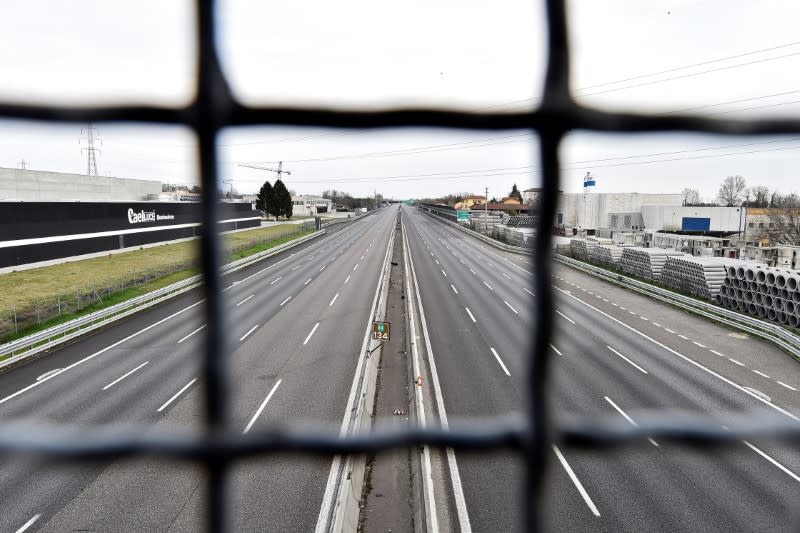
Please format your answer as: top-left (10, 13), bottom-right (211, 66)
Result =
top-left (418, 207), bottom-right (533, 255)
top-left (0, 230), bottom-right (326, 370)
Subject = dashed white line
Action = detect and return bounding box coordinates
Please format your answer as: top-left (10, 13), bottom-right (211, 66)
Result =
top-left (236, 294), bottom-right (255, 307)
top-left (504, 300), bottom-right (518, 314)
top-left (319, 265), bottom-right (326, 272)
top-left (329, 293), bottom-right (339, 307)
top-left (743, 441), bottom-right (800, 483)
top-left (303, 322), bottom-right (320, 345)
top-left (728, 358), bottom-right (745, 367)
top-left (354, 263), bottom-right (360, 271)
top-left (280, 296), bottom-right (292, 306)
top-left (270, 276), bottom-right (282, 285)
top-left (469, 269), bottom-right (477, 275)
top-left (752, 369), bottom-right (770, 379)
top-left (435, 259), bottom-right (440, 265)
top-left (465, 307), bottom-right (477, 323)
top-left (677, 334), bottom-right (689, 340)
top-left (502, 273), bottom-right (512, 280)
top-left (157, 378), bottom-right (197, 413)
top-left (550, 344), bottom-right (562, 356)
top-left (555, 310), bottom-right (575, 324)
top-left (523, 287), bottom-right (534, 296)
top-left (243, 379), bottom-right (283, 434)
top-left (628, 310), bottom-right (637, 315)
top-left (102, 361), bottom-right (149, 390)
top-left (490, 347), bottom-right (511, 376)
top-left (451, 284), bottom-right (458, 294)
top-left (664, 328), bottom-right (675, 334)
top-left (693, 341), bottom-right (706, 348)
top-left (607, 345), bottom-right (648, 374)
top-left (14, 514), bottom-right (41, 533)
top-left (710, 349), bottom-right (725, 357)
top-left (553, 445), bottom-right (601, 517)
top-left (304, 278), bottom-right (312, 286)
top-left (778, 381), bottom-right (798, 391)
top-left (442, 270), bottom-right (448, 278)
top-left (605, 396), bottom-right (637, 426)
top-left (240, 325), bottom-right (258, 341)
top-left (292, 265), bottom-right (301, 271)
top-left (640, 316), bottom-right (648, 321)
top-left (482, 281), bottom-right (493, 290)
top-left (177, 324), bottom-right (206, 344)
top-left (652, 322), bottom-right (661, 327)
top-left (344, 275), bottom-right (351, 285)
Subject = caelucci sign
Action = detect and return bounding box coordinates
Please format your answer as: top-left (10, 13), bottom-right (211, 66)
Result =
top-left (127, 208), bottom-right (156, 224)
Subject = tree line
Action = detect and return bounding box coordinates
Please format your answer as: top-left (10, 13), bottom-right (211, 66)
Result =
top-left (680, 176), bottom-right (799, 209)
top-left (256, 179), bottom-right (293, 221)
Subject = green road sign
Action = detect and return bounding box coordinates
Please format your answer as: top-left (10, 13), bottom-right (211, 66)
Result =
top-left (457, 210), bottom-right (470, 221)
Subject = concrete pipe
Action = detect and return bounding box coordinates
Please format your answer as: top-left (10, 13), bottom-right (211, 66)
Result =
top-left (786, 300), bottom-right (796, 315)
top-left (773, 297), bottom-right (784, 311)
top-left (749, 281), bottom-right (759, 292)
top-left (788, 276), bottom-right (798, 291)
top-left (714, 295), bottom-right (722, 305)
top-left (736, 289), bottom-right (744, 299)
top-left (765, 295), bottom-right (774, 307)
top-left (770, 286), bottom-right (780, 297)
top-left (768, 308), bottom-right (778, 321)
top-left (794, 291), bottom-right (800, 304)
top-left (758, 306), bottom-right (768, 318)
top-left (778, 312), bottom-right (788, 324)
top-left (767, 272), bottom-right (776, 285)
top-left (747, 303), bottom-right (758, 314)
top-left (780, 288), bottom-right (789, 300)
top-left (755, 293), bottom-right (763, 305)
top-left (746, 269), bottom-right (755, 281)
top-left (756, 270), bottom-right (766, 283)
top-left (736, 267), bottom-right (746, 280)
top-left (723, 277), bottom-right (731, 286)
top-left (760, 283), bottom-right (770, 294)
top-left (789, 315), bottom-right (799, 328)
top-left (776, 274), bottom-right (786, 288)
top-left (745, 291), bottom-right (755, 303)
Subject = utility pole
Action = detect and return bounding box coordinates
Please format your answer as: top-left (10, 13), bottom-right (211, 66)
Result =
top-left (484, 186), bottom-right (489, 233)
top-left (18, 160), bottom-right (27, 170)
top-left (80, 123), bottom-right (102, 176)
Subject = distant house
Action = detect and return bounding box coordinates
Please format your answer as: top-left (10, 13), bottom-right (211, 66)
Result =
top-left (522, 188), bottom-right (543, 206)
top-left (457, 195), bottom-right (487, 210)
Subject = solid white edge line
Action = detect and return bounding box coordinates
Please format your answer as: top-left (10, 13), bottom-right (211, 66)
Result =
top-left (14, 513), bottom-right (41, 533)
top-left (606, 345), bottom-right (649, 374)
top-left (504, 300), bottom-right (519, 314)
top-left (102, 361), bottom-right (149, 390)
top-left (556, 309), bottom-right (576, 324)
top-left (553, 445), bottom-right (601, 517)
top-left (329, 293), bottom-right (339, 307)
top-left (465, 307), bottom-right (477, 323)
top-left (743, 441), bottom-right (800, 483)
top-left (239, 325), bottom-right (258, 341)
top-left (490, 347), bottom-right (511, 376)
top-left (243, 379), bottom-right (283, 434)
top-left (157, 378), bottom-right (197, 413)
top-left (0, 299), bottom-right (204, 406)
top-left (280, 296), bottom-right (292, 306)
top-left (557, 286), bottom-right (800, 422)
top-left (303, 322), bottom-right (320, 345)
top-left (405, 213), bottom-right (472, 532)
top-left (604, 396), bottom-right (638, 426)
top-left (177, 324), bottom-right (206, 344)
top-left (236, 294), bottom-right (255, 307)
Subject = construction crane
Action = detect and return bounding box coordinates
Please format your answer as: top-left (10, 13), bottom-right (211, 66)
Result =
top-left (238, 161), bottom-right (292, 181)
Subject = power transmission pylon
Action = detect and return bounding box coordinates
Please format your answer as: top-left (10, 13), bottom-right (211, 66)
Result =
top-left (80, 123), bottom-right (102, 176)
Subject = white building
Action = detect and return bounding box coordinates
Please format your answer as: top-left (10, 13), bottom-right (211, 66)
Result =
top-left (557, 192), bottom-right (684, 232)
top-left (291, 194), bottom-right (332, 216)
top-left (641, 205), bottom-right (746, 233)
top-left (0, 167), bottom-right (161, 202)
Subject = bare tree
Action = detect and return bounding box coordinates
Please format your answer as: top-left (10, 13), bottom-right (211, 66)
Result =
top-left (763, 193), bottom-right (800, 245)
top-left (718, 175), bottom-right (747, 206)
top-left (681, 187), bottom-right (700, 206)
top-left (748, 185), bottom-right (770, 208)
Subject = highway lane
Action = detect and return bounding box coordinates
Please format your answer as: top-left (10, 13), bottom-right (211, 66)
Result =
top-left (0, 207), bottom-right (398, 532)
top-left (406, 207), bottom-right (800, 532)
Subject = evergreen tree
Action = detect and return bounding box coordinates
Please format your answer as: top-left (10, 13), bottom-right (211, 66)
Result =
top-left (273, 179), bottom-right (291, 220)
top-left (509, 183), bottom-right (523, 202)
top-left (256, 180), bottom-right (273, 214)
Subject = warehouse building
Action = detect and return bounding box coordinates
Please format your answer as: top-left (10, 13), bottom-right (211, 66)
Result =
top-left (0, 167), bottom-right (161, 202)
top-left (291, 195), bottom-right (332, 216)
top-left (556, 192), bottom-right (684, 233)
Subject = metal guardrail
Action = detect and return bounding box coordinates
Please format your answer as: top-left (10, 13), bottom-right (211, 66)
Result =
top-left (419, 206), bottom-right (534, 255)
top-left (0, 229), bottom-right (326, 369)
top-left (555, 254), bottom-right (800, 362)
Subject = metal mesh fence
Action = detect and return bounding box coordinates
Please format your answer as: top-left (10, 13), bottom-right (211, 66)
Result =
top-left (0, 0), bottom-right (799, 531)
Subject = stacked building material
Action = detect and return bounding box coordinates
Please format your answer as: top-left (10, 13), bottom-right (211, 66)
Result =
top-left (619, 248), bottom-right (684, 281)
top-left (661, 256), bottom-right (727, 300)
top-left (590, 244), bottom-right (624, 267)
top-left (570, 238), bottom-right (596, 262)
top-left (717, 264), bottom-right (800, 327)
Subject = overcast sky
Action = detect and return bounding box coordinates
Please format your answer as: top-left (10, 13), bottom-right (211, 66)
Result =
top-left (1, 0), bottom-right (799, 201)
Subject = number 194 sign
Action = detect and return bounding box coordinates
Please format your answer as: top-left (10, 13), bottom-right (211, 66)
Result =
top-left (372, 321), bottom-right (391, 341)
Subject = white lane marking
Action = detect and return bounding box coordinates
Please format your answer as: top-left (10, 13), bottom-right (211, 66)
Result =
top-left (441, 270), bottom-right (448, 278)
top-left (692, 341), bottom-right (706, 348)
top-left (157, 378), bottom-right (197, 413)
top-left (465, 307), bottom-right (477, 323)
top-left (778, 381), bottom-right (798, 391)
top-left (611, 302), bottom-right (618, 307)
top-left (744, 441), bottom-right (800, 483)
top-left (270, 276), bottom-right (282, 285)
top-left (280, 296), bottom-right (292, 306)
top-left (606, 396), bottom-right (660, 447)
top-left (550, 344), bottom-right (562, 356)
top-left (710, 349), bottom-right (725, 357)
top-left (523, 287), bottom-right (535, 296)
top-left (664, 328), bottom-right (675, 334)
top-left (353, 263), bottom-right (360, 271)
top-left (753, 369), bottom-right (770, 378)
top-left (490, 347), bottom-right (511, 376)
top-left (319, 265), bottom-right (326, 272)
top-left (451, 284), bottom-right (459, 294)
top-left (430, 252), bottom-right (434, 257)
top-left (619, 306), bottom-right (626, 310)
top-left (587, 291), bottom-right (594, 295)
top-left (607, 345), bottom-right (649, 374)
top-left (469, 269), bottom-right (477, 275)
top-left (435, 259), bottom-right (440, 265)
top-left (14, 514), bottom-right (41, 533)
top-left (292, 265), bottom-right (300, 271)
top-left (556, 286), bottom-right (800, 421)
top-left (177, 324), bottom-right (206, 344)
top-left (329, 293), bottom-right (339, 307)
top-left (640, 316), bottom-right (648, 321)
top-left (652, 322), bottom-right (661, 327)
top-left (556, 310), bottom-right (575, 324)
top-left (0, 299), bottom-right (204, 406)
top-left (459, 259), bottom-right (465, 264)
top-left (304, 278), bottom-right (312, 286)
top-left (483, 280), bottom-right (493, 290)
top-left (360, 255), bottom-right (365, 260)
top-left (504, 300), bottom-right (519, 314)
top-left (628, 310), bottom-right (636, 315)
top-left (502, 273), bottom-right (512, 280)
top-left (553, 445), bottom-right (601, 517)
top-left (36, 369), bottom-right (63, 381)
top-left (240, 325), bottom-right (258, 341)
top-left (677, 334), bottom-right (689, 340)
top-left (729, 358), bottom-right (745, 367)
top-left (344, 274), bottom-right (351, 285)
top-left (236, 294), bottom-right (255, 307)
top-left (303, 322), bottom-right (320, 345)
top-left (243, 379), bottom-right (283, 434)
top-left (602, 298), bottom-right (609, 302)
top-left (102, 361), bottom-right (149, 390)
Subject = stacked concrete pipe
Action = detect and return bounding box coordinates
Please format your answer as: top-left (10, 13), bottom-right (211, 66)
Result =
top-left (718, 264), bottom-right (800, 328)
